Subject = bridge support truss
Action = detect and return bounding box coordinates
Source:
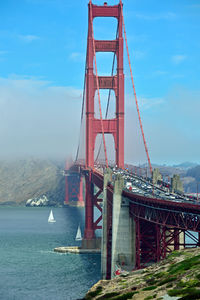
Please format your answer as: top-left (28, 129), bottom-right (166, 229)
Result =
top-left (82, 170), bottom-right (103, 249)
top-left (65, 169), bottom-right (84, 207)
top-left (130, 198), bottom-right (200, 270)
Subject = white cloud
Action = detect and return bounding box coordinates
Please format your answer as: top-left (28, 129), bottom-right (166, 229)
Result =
top-left (135, 12), bottom-right (176, 21)
top-left (126, 94), bottom-right (164, 110)
top-left (171, 55), bottom-right (187, 64)
top-left (133, 50), bottom-right (146, 60)
top-left (143, 87), bottom-right (200, 164)
top-left (189, 4), bottom-right (200, 8)
top-left (18, 35), bottom-right (40, 42)
top-left (124, 85), bottom-right (200, 165)
top-left (139, 97), bottom-right (164, 110)
top-left (153, 70), bottom-right (168, 76)
top-left (0, 51), bottom-right (8, 55)
top-left (0, 50), bottom-right (8, 62)
top-left (171, 74), bottom-right (185, 79)
top-left (128, 34), bottom-right (149, 43)
top-left (68, 52), bottom-right (84, 62)
top-left (0, 76), bottom-right (82, 159)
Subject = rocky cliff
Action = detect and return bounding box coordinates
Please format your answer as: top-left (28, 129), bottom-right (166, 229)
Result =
top-left (0, 158), bottom-right (65, 205)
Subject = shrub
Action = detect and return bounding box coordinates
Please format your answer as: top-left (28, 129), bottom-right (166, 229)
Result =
top-left (97, 292), bottom-right (120, 299)
top-left (168, 287), bottom-right (200, 297)
top-left (179, 290), bottom-right (200, 300)
top-left (157, 276), bottom-right (176, 286)
top-left (142, 286), bottom-right (157, 291)
top-left (168, 255), bottom-right (200, 275)
top-left (86, 286), bottom-right (103, 299)
top-left (196, 273), bottom-right (200, 280)
top-left (144, 296), bottom-right (154, 300)
top-left (111, 291), bottom-right (138, 300)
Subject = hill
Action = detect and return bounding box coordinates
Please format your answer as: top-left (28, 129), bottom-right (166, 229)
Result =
top-left (173, 162), bottom-right (198, 169)
top-left (130, 162), bottom-right (199, 193)
top-left (84, 247), bottom-right (200, 300)
top-left (183, 165), bottom-right (200, 193)
top-left (0, 158), bottom-right (65, 205)
top-left (186, 165), bottom-right (200, 181)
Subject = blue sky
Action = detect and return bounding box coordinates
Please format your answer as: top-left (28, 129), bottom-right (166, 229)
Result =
top-left (0, 0), bottom-right (199, 165)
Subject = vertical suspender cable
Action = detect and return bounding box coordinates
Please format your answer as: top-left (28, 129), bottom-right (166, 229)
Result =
top-left (95, 25), bottom-right (119, 163)
top-left (89, 2), bottom-right (109, 168)
top-left (121, 2), bottom-right (153, 174)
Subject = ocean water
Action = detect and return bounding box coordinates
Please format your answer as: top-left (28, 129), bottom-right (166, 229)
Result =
top-left (0, 207), bottom-right (101, 300)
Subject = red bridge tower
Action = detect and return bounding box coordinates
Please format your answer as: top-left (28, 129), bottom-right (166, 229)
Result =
top-left (86, 1), bottom-right (124, 169)
top-left (83, 1), bottom-right (125, 247)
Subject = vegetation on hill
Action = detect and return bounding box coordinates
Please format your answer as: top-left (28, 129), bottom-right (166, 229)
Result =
top-left (84, 248), bottom-right (200, 300)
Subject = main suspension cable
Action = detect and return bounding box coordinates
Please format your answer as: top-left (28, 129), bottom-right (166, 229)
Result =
top-left (121, 3), bottom-right (153, 174)
top-left (75, 37), bottom-right (88, 162)
top-left (89, 2), bottom-right (108, 168)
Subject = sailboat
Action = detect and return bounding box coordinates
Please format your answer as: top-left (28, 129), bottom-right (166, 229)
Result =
top-left (48, 209), bottom-right (56, 223)
top-left (75, 224), bottom-right (82, 241)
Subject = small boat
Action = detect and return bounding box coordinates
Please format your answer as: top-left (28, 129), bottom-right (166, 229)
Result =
top-left (75, 224), bottom-right (82, 241)
top-left (48, 209), bottom-right (56, 223)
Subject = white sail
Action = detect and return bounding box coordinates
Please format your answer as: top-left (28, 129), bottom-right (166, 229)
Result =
top-left (48, 209), bottom-right (56, 223)
top-left (75, 225), bottom-right (82, 241)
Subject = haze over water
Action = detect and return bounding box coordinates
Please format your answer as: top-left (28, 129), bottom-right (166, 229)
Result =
top-left (0, 206), bottom-right (101, 300)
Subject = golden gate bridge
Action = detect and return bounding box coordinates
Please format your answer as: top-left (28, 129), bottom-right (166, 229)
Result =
top-left (63, 0), bottom-right (200, 279)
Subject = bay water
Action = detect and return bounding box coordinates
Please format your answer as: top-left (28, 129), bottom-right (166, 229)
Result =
top-left (0, 206), bottom-right (101, 300)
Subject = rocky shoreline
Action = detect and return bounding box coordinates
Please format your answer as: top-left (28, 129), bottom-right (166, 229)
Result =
top-left (84, 247), bottom-right (200, 300)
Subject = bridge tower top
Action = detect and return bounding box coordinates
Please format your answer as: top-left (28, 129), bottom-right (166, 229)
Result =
top-left (86, 0), bottom-right (124, 169)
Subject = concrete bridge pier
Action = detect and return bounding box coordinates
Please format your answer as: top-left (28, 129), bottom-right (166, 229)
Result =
top-left (101, 171), bottom-right (136, 279)
top-left (111, 175), bottom-right (135, 278)
top-left (101, 168), bottom-right (113, 279)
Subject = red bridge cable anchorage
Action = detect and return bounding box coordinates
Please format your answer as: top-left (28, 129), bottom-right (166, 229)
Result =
top-left (89, 2), bottom-right (109, 168)
top-left (121, 5), bottom-right (153, 174)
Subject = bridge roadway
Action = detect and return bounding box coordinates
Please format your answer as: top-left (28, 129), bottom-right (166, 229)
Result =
top-left (72, 162), bottom-right (198, 199)
top-left (78, 164), bottom-right (200, 232)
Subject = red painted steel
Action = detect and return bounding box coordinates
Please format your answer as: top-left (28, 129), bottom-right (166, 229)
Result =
top-left (65, 161), bottom-right (84, 206)
top-left (134, 218), bottom-right (200, 269)
top-left (65, 173), bottom-right (83, 206)
top-left (93, 189), bottom-right (103, 230)
top-left (84, 171), bottom-right (95, 239)
top-left (78, 176), bottom-right (84, 206)
top-left (84, 0), bottom-right (125, 242)
top-left (64, 161), bottom-right (70, 204)
top-left (89, 2), bottom-right (109, 168)
top-left (65, 176), bottom-right (69, 204)
top-left (85, 2), bottom-right (124, 169)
